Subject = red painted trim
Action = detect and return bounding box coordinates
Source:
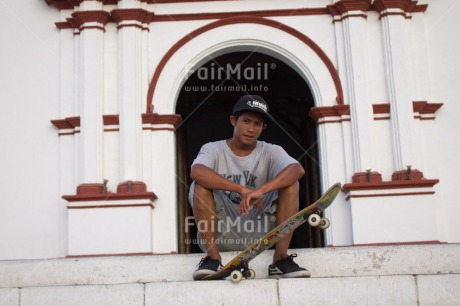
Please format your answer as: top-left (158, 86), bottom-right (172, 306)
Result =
top-left (45, 0), bottom-right (117, 10)
top-left (309, 105), bottom-right (350, 123)
top-left (111, 8), bottom-right (151, 23)
top-left (68, 203), bottom-right (155, 209)
top-left (142, 113), bottom-right (182, 127)
top-left (413, 101), bottom-right (443, 114)
top-left (63, 192), bottom-right (158, 202)
top-left (141, 0), bottom-right (232, 3)
top-left (352, 172), bottom-right (383, 183)
top-left (71, 11), bottom-right (111, 26)
top-left (346, 191), bottom-right (435, 200)
top-left (66, 252), bottom-right (155, 258)
top-left (152, 8), bottom-right (329, 22)
top-left (143, 127), bottom-right (176, 132)
top-left (352, 240), bottom-right (441, 247)
top-left (52, 114), bottom-right (181, 133)
top-left (373, 104), bottom-right (390, 114)
top-left (103, 114), bottom-right (119, 126)
top-left (117, 181), bottom-right (148, 193)
top-left (66, 251), bottom-right (177, 258)
top-left (146, 16), bottom-right (344, 112)
top-left (374, 0), bottom-right (428, 18)
top-left (342, 179), bottom-right (439, 193)
top-left (374, 0), bottom-right (419, 12)
top-left (392, 169), bottom-right (423, 181)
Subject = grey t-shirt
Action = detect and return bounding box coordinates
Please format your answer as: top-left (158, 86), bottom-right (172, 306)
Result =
top-left (192, 140), bottom-right (298, 197)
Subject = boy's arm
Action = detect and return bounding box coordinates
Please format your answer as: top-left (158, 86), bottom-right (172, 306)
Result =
top-left (239, 163), bottom-right (305, 215)
top-left (191, 164), bottom-right (250, 194)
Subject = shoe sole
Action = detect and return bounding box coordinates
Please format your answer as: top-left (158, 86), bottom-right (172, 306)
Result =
top-left (268, 270), bottom-right (311, 279)
top-left (193, 269), bottom-right (217, 280)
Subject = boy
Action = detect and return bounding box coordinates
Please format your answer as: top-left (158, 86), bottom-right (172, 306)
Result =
top-left (189, 94), bottom-right (310, 280)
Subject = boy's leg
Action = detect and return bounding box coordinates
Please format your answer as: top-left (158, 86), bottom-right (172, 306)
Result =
top-left (192, 182), bottom-right (221, 262)
top-left (272, 181), bottom-right (299, 263)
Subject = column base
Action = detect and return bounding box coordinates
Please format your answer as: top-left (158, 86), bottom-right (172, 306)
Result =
top-left (63, 182), bottom-right (157, 256)
top-left (342, 171), bottom-right (440, 245)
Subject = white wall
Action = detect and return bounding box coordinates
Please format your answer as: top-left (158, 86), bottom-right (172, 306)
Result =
top-left (425, 0), bottom-right (460, 243)
top-left (0, 0), bottom-right (62, 259)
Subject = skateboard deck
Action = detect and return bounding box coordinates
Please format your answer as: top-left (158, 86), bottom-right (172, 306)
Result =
top-left (201, 182), bottom-right (341, 281)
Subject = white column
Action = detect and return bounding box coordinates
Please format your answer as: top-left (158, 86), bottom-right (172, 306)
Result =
top-left (112, 9), bottom-right (149, 182)
top-left (331, 1), bottom-right (374, 173)
top-left (379, 8), bottom-right (415, 170)
top-left (72, 11), bottom-right (110, 184)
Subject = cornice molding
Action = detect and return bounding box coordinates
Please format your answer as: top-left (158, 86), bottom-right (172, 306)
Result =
top-left (71, 10), bottom-right (111, 26)
top-left (331, 0), bottom-right (372, 15)
top-left (141, 113), bottom-right (181, 125)
top-left (111, 8), bottom-right (152, 23)
top-left (413, 101), bottom-right (443, 120)
top-left (373, 103), bottom-right (391, 120)
top-left (51, 114), bottom-right (182, 135)
top-left (327, 0), bottom-right (428, 21)
top-left (309, 105), bottom-right (351, 124)
top-left (45, 0), bottom-right (233, 10)
top-left (373, 0), bottom-right (428, 18)
top-left (374, 0), bottom-right (418, 12)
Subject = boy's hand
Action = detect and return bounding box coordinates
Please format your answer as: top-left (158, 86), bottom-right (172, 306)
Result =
top-left (239, 189), bottom-right (263, 215)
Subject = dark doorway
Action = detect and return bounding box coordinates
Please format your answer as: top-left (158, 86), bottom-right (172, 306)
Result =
top-left (176, 51), bottom-right (322, 254)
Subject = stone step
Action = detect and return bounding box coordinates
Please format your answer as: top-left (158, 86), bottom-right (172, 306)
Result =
top-left (1, 275), bottom-right (459, 306)
top-left (0, 244), bottom-right (459, 288)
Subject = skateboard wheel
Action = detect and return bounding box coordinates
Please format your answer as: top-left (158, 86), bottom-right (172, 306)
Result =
top-left (319, 217), bottom-right (330, 229)
top-left (247, 269), bottom-right (256, 279)
top-left (308, 214), bottom-right (321, 227)
top-left (230, 270), bottom-right (243, 283)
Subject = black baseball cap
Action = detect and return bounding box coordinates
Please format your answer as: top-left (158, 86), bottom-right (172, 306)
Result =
top-left (232, 95), bottom-right (272, 123)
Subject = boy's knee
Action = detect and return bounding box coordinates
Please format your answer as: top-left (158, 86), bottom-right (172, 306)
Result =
top-left (194, 183), bottom-right (212, 197)
top-left (281, 181), bottom-right (299, 195)
top-left (193, 183), bottom-right (215, 210)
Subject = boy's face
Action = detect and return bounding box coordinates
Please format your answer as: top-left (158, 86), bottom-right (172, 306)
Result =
top-left (230, 112), bottom-right (266, 146)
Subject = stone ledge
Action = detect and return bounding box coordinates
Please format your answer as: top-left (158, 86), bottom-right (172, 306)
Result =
top-left (0, 244), bottom-right (459, 288)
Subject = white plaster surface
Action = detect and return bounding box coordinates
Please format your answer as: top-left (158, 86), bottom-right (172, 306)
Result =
top-left (145, 279), bottom-right (278, 306)
top-left (417, 274), bottom-right (460, 306)
top-left (279, 276), bottom-right (418, 306)
top-left (0, 289), bottom-right (19, 306)
top-left (20, 284), bottom-right (143, 306)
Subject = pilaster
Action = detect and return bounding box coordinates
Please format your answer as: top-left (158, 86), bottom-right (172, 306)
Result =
top-left (72, 10), bottom-right (110, 184)
top-left (328, 0), bottom-right (375, 175)
top-left (112, 9), bottom-right (151, 182)
top-left (375, 0), bottom-right (416, 172)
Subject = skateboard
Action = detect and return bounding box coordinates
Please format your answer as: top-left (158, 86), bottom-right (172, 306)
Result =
top-left (201, 182), bottom-right (341, 282)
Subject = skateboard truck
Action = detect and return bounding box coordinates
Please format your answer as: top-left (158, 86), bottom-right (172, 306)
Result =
top-left (230, 262), bottom-right (256, 283)
top-left (308, 211), bottom-right (330, 229)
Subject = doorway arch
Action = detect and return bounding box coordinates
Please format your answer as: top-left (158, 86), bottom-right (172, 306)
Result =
top-left (176, 50), bottom-right (322, 253)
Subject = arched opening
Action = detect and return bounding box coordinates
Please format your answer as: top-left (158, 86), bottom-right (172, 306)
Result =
top-left (176, 50), bottom-right (322, 254)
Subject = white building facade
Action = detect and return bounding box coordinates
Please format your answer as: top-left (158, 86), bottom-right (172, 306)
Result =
top-left (0, 0), bottom-right (458, 260)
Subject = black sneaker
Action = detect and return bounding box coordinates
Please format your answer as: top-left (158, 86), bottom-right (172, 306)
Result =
top-left (193, 256), bottom-right (223, 280)
top-left (268, 254), bottom-right (311, 279)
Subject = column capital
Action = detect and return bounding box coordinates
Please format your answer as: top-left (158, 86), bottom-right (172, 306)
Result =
top-left (111, 8), bottom-right (153, 30)
top-left (45, 0), bottom-right (116, 10)
top-left (327, 0), bottom-right (372, 21)
top-left (373, 0), bottom-right (428, 18)
top-left (72, 10), bottom-right (111, 26)
top-left (111, 8), bottom-right (152, 23)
